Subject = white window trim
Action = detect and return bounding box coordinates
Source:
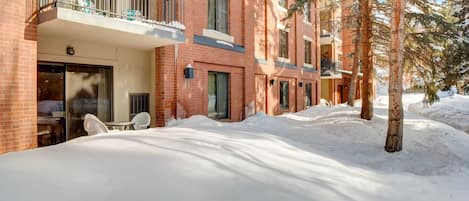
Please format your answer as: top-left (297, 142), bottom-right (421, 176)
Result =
top-left (277, 23), bottom-right (290, 32)
top-left (277, 57), bottom-right (291, 63)
top-left (277, 5), bottom-right (288, 13)
top-left (303, 35), bottom-right (313, 41)
top-left (203, 28), bottom-right (235, 43)
top-left (303, 63), bottom-right (314, 68)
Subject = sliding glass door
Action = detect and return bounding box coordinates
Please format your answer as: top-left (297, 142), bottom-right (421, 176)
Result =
top-left (65, 65), bottom-right (113, 140)
top-left (208, 71), bottom-right (229, 119)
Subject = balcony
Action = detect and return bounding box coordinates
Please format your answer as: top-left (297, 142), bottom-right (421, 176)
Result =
top-left (37, 0), bottom-right (185, 49)
top-left (320, 58), bottom-right (342, 77)
top-left (320, 20), bottom-right (341, 45)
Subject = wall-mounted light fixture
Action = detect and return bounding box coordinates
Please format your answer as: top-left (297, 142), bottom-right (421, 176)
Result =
top-left (66, 46), bottom-right (75, 56)
top-left (184, 64), bottom-right (194, 79)
top-left (269, 79), bottom-right (275, 86)
top-left (299, 82), bottom-right (303, 87)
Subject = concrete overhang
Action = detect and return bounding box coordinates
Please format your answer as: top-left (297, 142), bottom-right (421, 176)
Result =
top-left (38, 7), bottom-right (185, 50)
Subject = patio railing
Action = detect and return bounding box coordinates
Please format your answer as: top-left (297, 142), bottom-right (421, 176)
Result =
top-left (38, 0), bottom-right (185, 29)
top-left (321, 59), bottom-right (342, 76)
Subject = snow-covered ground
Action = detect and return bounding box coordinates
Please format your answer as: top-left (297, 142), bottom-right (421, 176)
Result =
top-left (0, 94), bottom-right (468, 201)
top-left (409, 94), bottom-right (469, 133)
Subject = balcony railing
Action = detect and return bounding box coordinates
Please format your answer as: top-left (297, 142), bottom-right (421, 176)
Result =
top-left (38, 0), bottom-right (185, 30)
top-left (321, 58), bottom-right (342, 76)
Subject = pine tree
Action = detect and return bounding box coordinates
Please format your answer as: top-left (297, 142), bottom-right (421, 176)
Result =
top-left (360, 0), bottom-right (374, 120)
top-left (385, 0), bottom-right (405, 152)
top-left (347, 0), bottom-right (362, 107)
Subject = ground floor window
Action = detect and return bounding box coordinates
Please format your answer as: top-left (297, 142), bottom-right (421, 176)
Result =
top-left (208, 71), bottom-right (229, 119)
top-left (305, 83), bottom-right (313, 107)
top-left (280, 81), bottom-right (289, 110)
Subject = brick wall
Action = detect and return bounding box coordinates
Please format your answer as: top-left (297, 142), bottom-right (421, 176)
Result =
top-left (253, 0), bottom-right (321, 115)
top-left (154, 0), bottom-right (256, 125)
top-left (0, 1), bottom-right (38, 153)
top-left (341, 0), bottom-right (355, 71)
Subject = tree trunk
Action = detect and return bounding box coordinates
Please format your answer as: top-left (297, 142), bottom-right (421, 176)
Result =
top-left (385, 0), bottom-right (405, 152)
top-left (360, 0), bottom-right (373, 120)
top-left (347, 0), bottom-right (362, 107)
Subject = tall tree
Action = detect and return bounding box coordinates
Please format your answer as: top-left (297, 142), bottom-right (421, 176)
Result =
top-left (360, 0), bottom-right (374, 120)
top-left (347, 0), bottom-right (362, 107)
top-left (385, 0), bottom-right (406, 152)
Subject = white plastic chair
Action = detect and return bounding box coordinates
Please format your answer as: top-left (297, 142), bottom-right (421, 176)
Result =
top-left (131, 112), bottom-right (151, 130)
top-left (83, 114), bottom-right (109, 136)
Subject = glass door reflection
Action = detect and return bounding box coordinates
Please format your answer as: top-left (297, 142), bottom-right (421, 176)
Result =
top-left (65, 65), bottom-right (113, 140)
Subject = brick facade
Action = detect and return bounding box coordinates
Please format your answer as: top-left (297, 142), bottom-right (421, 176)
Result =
top-left (253, 0), bottom-right (321, 115)
top-left (0, 1), bottom-right (38, 153)
top-left (154, 0), bottom-right (256, 125)
top-left (1, 0), bottom-right (325, 152)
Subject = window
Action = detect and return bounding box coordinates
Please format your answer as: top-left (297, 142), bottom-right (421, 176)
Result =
top-left (304, 40), bottom-right (312, 65)
top-left (208, 0), bottom-right (228, 33)
top-left (280, 81), bottom-right (289, 110)
top-left (279, 0), bottom-right (287, 8)
top-left (304, 3), bottom-right (311, 23)
top-left (279, 29), bottom-right (289, 59)
top-left (305, 83), bottom-right (313, 107)
top-left (129, 93), bottom-right (150, 119)
top-left (208, 72), bottom-right (229, 119)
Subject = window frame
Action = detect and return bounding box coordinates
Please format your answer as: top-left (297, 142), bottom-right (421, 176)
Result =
top-left (208, 71), bottom-right (230, 119)
top-left (305, 83), bottom-right (313, 107)
top-left (279, 0), bottom-right (287, 9)
top-left (304, 40), bottom-right (312, 65)
top-left (279, 81), bottom-right (289, 110)
top-left (279, 29), bottom-right (289, 59)
top-left (208, 0), bottom-right (229, 34)
top-left (304, 2), bottom-right (311, 23)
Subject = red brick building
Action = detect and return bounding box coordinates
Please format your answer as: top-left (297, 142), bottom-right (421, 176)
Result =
top-left (253, 0), bottom-right (321, 115)
top-left (1, 0), bottom-right (322, 154)
top-left (319, 0), bottom-right (362, 105)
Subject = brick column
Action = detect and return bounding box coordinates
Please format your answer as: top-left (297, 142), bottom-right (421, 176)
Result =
top-left (154, 45), bottom-right (177, 127)
top-left (0, 1), bottom-right (38, 153)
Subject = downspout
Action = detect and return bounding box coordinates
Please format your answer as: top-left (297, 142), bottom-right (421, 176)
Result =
top-left (174, 44), bottom-right (178, 119)
top-left (264, 0), bottom-right (268, 60)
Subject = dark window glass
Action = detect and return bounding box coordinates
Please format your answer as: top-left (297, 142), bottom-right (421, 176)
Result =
top-left (279, 29), bottom-right (289, 58)
top-left (304, 3), bottom-right (311, 22)
top-left (304, 40), bottom-right (312, 64)
top-left (208, 72), bottom-right (229, 119)
top-left (279, 0), bottom-right (287, 8)
top-left (305, 83), bottom-right (313, 107)
top-left (208, 0), bottom-right (228, 33)
top-left (280, 81), bottom-right (289, 110)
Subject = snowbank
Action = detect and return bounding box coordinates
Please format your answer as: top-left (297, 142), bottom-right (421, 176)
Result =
top-left (409, 95), bottom-right (469, 133)
top-left (0, 95), bottom-right (468, 201)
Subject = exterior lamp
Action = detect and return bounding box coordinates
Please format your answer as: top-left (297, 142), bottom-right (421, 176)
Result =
top-left (66, 46), bottom-right (75, 56)
top-left (184, 64), bottom-right (194, 79)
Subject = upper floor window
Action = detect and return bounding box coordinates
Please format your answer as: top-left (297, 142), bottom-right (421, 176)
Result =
top-left (304, 3), bottom-right (311, 23)
top-left (279, 29), bottom-right (289, 59)
top-left (279, 0), bottom-right (287, 8)
top-left (208, 0), bottom-right (228, 33)
top-left (304, 40), bottom-right (312, 64)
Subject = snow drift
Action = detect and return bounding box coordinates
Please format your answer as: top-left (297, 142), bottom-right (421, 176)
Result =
top-left (0, 95), bottom-right (468, 201)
